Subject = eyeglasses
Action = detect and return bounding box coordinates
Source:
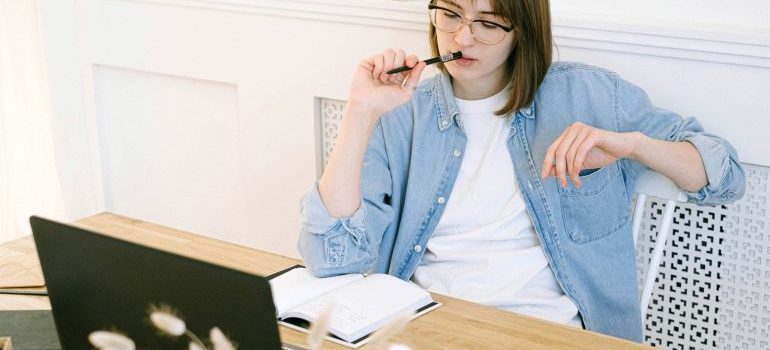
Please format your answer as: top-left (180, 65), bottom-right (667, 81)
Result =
top-left (428, 4), bottom-right (514, 45)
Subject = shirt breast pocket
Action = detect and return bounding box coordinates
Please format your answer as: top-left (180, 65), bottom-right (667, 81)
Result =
top-left (559, 163), bottom-right (630, 244)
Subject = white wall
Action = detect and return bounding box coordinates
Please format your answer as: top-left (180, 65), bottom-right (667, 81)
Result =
top-left (551, 0), bottom-right (770, 33)
top-left (38, 0), bottom-right (104, 221)
top-left (38, 0), bottom-right (770, 258)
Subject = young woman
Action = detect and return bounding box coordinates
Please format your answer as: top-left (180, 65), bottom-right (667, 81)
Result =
top-left (297, 0), bottom-right (745, 342)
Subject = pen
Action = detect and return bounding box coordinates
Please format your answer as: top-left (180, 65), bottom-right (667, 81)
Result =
top-left (386, 51), bottom-right (463, 74)
top-left (0, 288), bottom-right (48, 296)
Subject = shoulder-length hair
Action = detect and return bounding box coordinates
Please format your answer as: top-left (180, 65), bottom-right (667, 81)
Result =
top-left (428, 0), bottom-right (553, 117)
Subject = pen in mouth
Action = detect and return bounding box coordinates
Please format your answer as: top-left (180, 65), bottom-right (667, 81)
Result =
top-left (439, 51), bottom-right (463, 62)
top-left (386, 51), bottom-right (463, 74)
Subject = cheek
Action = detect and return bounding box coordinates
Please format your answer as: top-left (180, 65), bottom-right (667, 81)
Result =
top-left (502, 38), bottom-right (516, 57)
top-left (435, 32), bottom-right (455, 51)
top-left (492, 42), bottom-right (515, 65)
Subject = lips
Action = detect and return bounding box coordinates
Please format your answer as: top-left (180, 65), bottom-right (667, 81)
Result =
top-left (454, 51), bottom-right (477, 60)
top-left (453, 57), bottom-right (477, 67)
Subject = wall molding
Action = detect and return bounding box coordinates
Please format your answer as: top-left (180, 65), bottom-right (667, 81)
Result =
top-left (551, 18), bottom-right (770, 68)
top-left (112, 0), bottom-right (770, 68)
top-left (112, 0), bottom-right (428, 31)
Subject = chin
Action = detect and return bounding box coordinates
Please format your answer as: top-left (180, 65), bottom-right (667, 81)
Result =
top-left (445, 66), bottom-right (480, 82)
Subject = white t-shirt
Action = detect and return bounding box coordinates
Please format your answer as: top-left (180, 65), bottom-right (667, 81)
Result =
top-left (411, 87), bottom-right (582, 327)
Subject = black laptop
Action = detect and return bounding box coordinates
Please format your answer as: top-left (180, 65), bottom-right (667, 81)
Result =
top-left (30, 216), bottom-right (297, 350)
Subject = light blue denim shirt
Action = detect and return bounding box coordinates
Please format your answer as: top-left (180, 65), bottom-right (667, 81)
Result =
top-left (297, 62), bottom-right (746, 342)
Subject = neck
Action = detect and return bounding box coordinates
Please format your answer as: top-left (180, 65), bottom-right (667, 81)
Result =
top-left (451, 75), bottom-right (508, 100)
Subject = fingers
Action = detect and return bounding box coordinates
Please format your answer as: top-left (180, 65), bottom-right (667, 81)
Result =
top-left (566, 127), bottom-right (592, 188)
top-left (394, 53), bottom-right (419, 84)
top-left (365, 49), bottom-right (420, 87)
top-left (402, 61), bottom-right (427, 93)
top-left (387, 49), bottom-right (406, 84)
top-left (542, 122), bottom-right (592, 188)
top-left (542, 127), bottom-right (568, 181)
top-left (405, 54), bottom-right (419, 68)
top-left (542, 133), bottom-right (563, 179)
top-left (380, 49), bottom-right (395, 83)
top-left (371, 55), bottom-right (384, 80)
top-left (573, 132), bottom-right (600, 181)
top-left (553, 126), bottom-right (582, 188)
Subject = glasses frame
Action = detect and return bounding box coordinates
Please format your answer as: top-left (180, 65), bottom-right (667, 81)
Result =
top-left (428, 4), bottom-right (514, 45)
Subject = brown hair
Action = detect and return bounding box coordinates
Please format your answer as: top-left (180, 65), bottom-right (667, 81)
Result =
top-left (428, 0), bottom-right (552, 116)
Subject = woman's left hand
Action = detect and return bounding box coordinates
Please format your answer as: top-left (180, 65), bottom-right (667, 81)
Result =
top-left (541, 122), bottom-right (640, 188)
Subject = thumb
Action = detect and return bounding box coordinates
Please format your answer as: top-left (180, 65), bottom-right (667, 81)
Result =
top-left (403, 61), bottom-right (427, 91)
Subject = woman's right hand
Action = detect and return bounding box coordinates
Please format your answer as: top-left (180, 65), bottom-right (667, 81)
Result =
top-left (347, 49), bottom-right (427, 119)
top-left (318, 49), bottom-right (426, 217)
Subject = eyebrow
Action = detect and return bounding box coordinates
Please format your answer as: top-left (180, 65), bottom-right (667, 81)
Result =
top-left (439, 0), bottom-right (503, 16)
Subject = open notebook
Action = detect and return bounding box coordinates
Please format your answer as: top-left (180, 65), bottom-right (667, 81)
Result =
top-left (268, 266), bottom-right (440, 348)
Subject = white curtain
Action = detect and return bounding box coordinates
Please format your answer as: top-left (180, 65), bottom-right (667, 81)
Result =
top-left (0, 0), bottom-right (67, 243)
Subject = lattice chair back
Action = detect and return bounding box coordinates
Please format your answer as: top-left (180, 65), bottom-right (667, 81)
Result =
top-left (632, 169), bottom-right (688, 319)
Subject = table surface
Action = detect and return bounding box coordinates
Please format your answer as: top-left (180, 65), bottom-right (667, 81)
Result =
top-left (0, 212), bottom-right (654, 350)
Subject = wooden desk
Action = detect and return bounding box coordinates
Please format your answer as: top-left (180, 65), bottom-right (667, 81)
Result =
top-left (0, 213), bottom-right (653, 350)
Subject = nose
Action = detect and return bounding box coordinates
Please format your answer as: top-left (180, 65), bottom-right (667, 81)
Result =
top-left (454, 22), bottom-right (476, 47)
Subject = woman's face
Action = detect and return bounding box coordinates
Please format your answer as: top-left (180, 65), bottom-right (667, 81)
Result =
top-left (434, 0), bottom-right (515, 88)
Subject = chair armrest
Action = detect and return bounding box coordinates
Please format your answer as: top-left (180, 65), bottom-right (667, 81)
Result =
top-left (634, 169), bottom-right (687, 202)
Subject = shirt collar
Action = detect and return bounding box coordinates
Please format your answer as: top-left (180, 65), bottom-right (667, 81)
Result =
top-left (433, 72), bottom-right (535, 133)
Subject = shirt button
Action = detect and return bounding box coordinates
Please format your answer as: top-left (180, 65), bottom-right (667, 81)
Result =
top-left (527, 181), bottom-right (534, 192)
top-left (441, 120), bottom-right (449, 127)
top-left (414, 245), bottom-right (422, 252)
top-left (453, 149), bottom-right (461, 157)
top-left (437, 196), bottom-right (446, 204)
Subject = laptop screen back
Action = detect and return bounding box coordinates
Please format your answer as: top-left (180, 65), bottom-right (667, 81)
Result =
top-left (30, 216), bottom-right (282, 350)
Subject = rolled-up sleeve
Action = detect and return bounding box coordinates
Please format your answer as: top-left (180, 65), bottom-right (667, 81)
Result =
top-left (299, 182), bottom-right (367, 237)
top-left (615, 75), bottom-right (746, 206)
top-left (671, 127), bottom-right (744, 204)
top-left (297, 119), bottom-right (395, 277)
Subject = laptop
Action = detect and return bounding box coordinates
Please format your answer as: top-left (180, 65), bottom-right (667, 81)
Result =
top-left (30, 216), bottom-right (301, 350)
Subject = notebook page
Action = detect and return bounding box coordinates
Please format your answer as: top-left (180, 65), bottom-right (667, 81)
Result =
top-left (283, 274), bottom-right (432, 342)
top-left (269, 267), bottom-right (362, 316)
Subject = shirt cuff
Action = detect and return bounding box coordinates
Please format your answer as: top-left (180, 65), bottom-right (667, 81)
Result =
top-left (300, 181), bottom-right (367, 238)
top-left (675, 133), bottom-right (729, 201)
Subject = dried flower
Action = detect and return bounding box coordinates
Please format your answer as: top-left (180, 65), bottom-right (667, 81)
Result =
top-left (210, 327), bottom-right (236, 350)
top-left (147, 304), bottom-right (209, 349)
top-left (89, 303), bottom-right (237, 350)
top-left (368, 311), bottom-right (412, 350)
top-left (150, 311), bottom-right (187, 336)
top-left (88, 330), bottom-right (136, 350)
top-left (307, 302), bottom-right (335, 350)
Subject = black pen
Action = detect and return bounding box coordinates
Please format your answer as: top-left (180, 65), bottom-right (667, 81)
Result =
top-left (386, 51), bottom-right (463, 74)
top-left (0, 288), bottom-right (48, 296)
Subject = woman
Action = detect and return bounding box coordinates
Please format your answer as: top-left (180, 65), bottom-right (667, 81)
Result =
top-left (297, 0), bottom-right (745, 342)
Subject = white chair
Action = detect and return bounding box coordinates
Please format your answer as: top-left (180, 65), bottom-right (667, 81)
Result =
top-left (632, 169), bottom-right (687, 320)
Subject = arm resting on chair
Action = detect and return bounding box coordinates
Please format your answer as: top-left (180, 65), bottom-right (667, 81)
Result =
top-left (627, 133), bottom-right (706, 193)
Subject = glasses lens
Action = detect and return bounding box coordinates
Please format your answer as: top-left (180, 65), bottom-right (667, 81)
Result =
top-left (429, 7), bottom-right (509, 45)
top-left (430, 8), bottom-right (461, 33)
top-left (471, 21), bottom-right (506, 44)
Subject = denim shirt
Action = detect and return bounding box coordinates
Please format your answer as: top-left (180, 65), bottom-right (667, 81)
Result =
top-left (297, 62), bottom-right (746, 342)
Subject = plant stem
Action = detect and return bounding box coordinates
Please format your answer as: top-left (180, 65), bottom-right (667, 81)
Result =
top-left (185, 329), bottom-right (209, 350)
